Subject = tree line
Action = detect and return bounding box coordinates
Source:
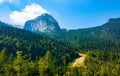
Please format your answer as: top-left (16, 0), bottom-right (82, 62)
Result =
top-left (0, 48), bottom-right (119, 76)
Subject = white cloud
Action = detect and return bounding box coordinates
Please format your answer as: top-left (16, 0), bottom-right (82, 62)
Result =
top-left (0, 0), bottom-right (15, 3)
top-left (0, 0), bottom-right (5, 3)
top-left (9, 3), bottom-right (48, 28)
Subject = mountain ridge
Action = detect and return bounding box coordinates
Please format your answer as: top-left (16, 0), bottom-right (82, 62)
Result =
top-left (23, 15), bottom-right (120, 51)
top-left (1, 15), bottom-right (120, 51)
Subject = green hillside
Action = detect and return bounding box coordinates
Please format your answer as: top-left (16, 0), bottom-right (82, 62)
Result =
top-left (41, 18), bottom-right (120, 51)
top-left (0, 21), bottom-right (79, 65)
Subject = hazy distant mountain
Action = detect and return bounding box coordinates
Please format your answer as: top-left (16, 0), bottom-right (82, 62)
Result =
top-left (24, 13), bottom-right (61, 32)
top-left (0, 21), bottom-right (11, 26)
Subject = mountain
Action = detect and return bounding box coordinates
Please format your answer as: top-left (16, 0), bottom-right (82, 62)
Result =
top-left (0, 21), bottom-right (79, 65)
top-left (59, 17), bottom-right (120, 51)
top-left (24, 13), bottom-right (61, 32)
top-left (0, 21), bottom-right (11, 26)
top-left (0, 17), bottom-right (120, 76)
top-left (24, 15), bottom-right (120, 51)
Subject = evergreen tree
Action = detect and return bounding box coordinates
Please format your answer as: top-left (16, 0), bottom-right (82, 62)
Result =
top-left (0, 47), bottom-right (8, 63)
top-left (38, 51), bottom-right (56, 76)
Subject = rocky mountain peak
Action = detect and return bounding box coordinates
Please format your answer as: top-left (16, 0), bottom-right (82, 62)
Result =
top-left (24, 13), bottom-right (60, 32)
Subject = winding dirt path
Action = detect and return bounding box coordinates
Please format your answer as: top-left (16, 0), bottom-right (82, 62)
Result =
top-left (73, 53), bottom-right (87, 68)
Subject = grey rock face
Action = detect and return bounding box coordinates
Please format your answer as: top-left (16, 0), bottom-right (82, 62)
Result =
top-left (24, 13), bottom-right (60, 32)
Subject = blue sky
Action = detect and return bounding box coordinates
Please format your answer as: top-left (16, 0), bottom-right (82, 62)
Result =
top-left (0, 0), bottom-right (120, 29)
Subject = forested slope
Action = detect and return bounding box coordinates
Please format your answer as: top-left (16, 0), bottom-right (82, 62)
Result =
top-left (51, 18), bottom-right (120, 51)
top-left (0, 22), bottom-right (79, 65)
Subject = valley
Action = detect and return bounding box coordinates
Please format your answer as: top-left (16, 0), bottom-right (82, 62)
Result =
top-left (0, 14), bottom-right (120, 76)
top-left (0, 0), bottom-right (120, 75)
